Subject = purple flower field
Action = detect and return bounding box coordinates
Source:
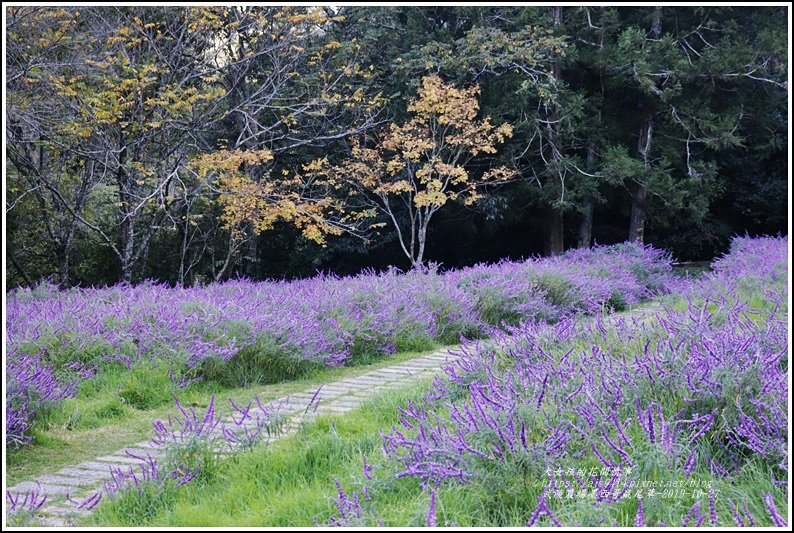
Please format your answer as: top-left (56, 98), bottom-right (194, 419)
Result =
top-left (6, 242), bottom-right (677, 447)
top-left (7, 235), bottom-right (787, 527)
top-left (329, 235), bottom-right (789, 526)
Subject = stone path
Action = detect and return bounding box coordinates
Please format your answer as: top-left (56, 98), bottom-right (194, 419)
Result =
top-left (6, 349), bottom-right (455, 527)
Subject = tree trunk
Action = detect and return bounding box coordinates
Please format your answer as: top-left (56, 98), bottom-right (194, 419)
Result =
top-left (117, 146), bottom-right (135, 283)
top-left (545, 5), bottom-right (565, 256)
top-left (578, 103), bottom-right (601, 249)
top-left (56, 213), bottom-right (75, 287)
top-left (56, 173), bottom-right (91, 287)
top-left (629, 111), bottom-right (654, 243)
top-left (57, 246), bottom-right (71, 287)
top-left (179, 217), bottom-right (188, 286)
top-left (242, 226), bottom-right (258, 278)
top-left (9, 247), bottom-right (34, 288)
top-left (139, 237), bottom-right (150, 280)
top-left (411, 210), bottom-right (430, 269)
top-left (629, 7), bottom-right (662, 244)
top-left (229, 34), bottom-right (262, 280)
top-left (577, 196), bottom-right (594, 249)
top-left (628, 182), bottom-right (647, 243)
top-left (120, 230), bottom-right (134, 283)
top-left (545, 208), bottom-right (565, 256)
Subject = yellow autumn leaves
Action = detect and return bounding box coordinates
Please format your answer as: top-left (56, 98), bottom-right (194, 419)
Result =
top-left (192, 149), bottom-right (344, 246)
top-left (322, 74), bottom-right (516, 209)
top-left (207, 75), bottom-right (515, 243)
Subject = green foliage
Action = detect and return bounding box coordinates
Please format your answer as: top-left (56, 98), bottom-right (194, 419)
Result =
top-left (37, 362), bottom-right (181, 431)
top-left (532, 272), bottom-right (576, 308)
top-left (92, 477), bottom-right (181, 526)
top-left (83, 290), bottom-right (788, 527)
top-left (86, 383), bottom-right (435, 527)
top-left (193, 337), bottom-right (324, 388)
top-left (472, 285), bottom-right (528, 327)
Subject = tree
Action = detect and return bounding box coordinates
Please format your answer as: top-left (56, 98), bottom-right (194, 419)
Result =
top-left (398, 8), bottom-right (585, 256)
top-left (7, 7), bottom-right (228, 283)
top-left (204, 6), bottom-right (387, 277)
top-left (6, 7), bottom-right (100, 286)
top-left (4, 6), bottom-right (788, 287)
top-left (312, 75), bottom-right (515, 268)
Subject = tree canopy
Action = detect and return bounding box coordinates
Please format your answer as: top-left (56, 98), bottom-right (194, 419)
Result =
top-left (5, 5), bottom-right (788, 287)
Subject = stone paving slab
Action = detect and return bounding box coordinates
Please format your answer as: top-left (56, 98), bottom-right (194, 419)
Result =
top-left (348, 377), bottom-right (391, 385)
top-left (73, 461), bottom-right (119, 473)
top-left (95, 455), bottom-right (146, 464)
top-left (40, 517), bottom-right (68, 527)
top-left (325, 398), bottom-right (364, 407)
top-left (130, 440), bottom-right (161, 449)
top-left (36, 475), bottom-right (90, 487)
top-left (331, 381), bottom-right (375, 390)
top-left (45, 506), bottom-right (90, 516)
top-left (122, 447), bottom-right (165, 458)
top-left (397, 359), bottom-right (442, 366)
top-left (372, 368), bottom-right (415, 376)
top-left (55, 468), bottom-right (110, 482)
top-left (8, 482), bottom-right (77, 496)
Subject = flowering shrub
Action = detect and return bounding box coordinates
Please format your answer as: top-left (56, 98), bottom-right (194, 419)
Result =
top-left (73, 453), bottom-right (201, 525)
top-left (710, 235), bottom-right (787, 285)
top-left (334, 236), bottom-right (789, 526)
top-left (6, 349), bottom-right (76, 447)
top-left (79, 391), bottom-right (294, 523)
top-left (6, 242), bottom-right (675, 446)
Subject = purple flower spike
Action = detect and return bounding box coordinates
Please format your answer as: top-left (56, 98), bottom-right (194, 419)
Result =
top-left (426, 481), bottom-right (440, 527)
top-left (362, 456), bottom-right (374, 480)
top-left (763, 493), bottom-right (787, 527)
top-left (634, 498), bottom-right (645, 527)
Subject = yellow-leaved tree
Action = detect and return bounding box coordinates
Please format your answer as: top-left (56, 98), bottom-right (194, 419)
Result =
top-left (192, 149), bottom-right (356, 248)
top-left (308, 75), bottom-right (516, 268)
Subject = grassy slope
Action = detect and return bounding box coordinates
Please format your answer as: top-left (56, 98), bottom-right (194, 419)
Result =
top-left (9, 256), bottom-right (691, 487)
top-left (7, 297), bottom-right (668, 486)
top-left (7, 344), bottom-right (454, 486)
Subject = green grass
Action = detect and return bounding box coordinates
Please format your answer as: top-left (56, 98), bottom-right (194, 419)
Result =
top-left (84, 381), bottom-right (436, 526)
top-left (5, 298), bottom-right (679, 488)
top-left (6, 344), bottom-right (454, 486)
top-left (66, 291), bottom-right (785, 527)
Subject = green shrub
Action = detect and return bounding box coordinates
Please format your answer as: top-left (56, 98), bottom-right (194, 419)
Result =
top-left (473, 287), bottom-right (526, 327)
top-left (533, 272), bottom-right (576, 308)
top-left (192, 335), bottom-right (323, 387)
top-left (393, 332), bottom-right (436, 353)
top-left (90, 477), bottom-right (180, 526)
top-left (117, 365), bottom-right (177, 410)
top-left (607, 289), bottom-right (628, 312)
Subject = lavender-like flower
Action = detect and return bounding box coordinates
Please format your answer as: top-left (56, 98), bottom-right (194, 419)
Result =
top-left (763, 493), bottom-right (787, 527)
top-left (634, 498), bottom-right (645, 527)
top-left (426, 481), bottom-right (440, 527)
top-left (6, 488), bottom-right (47, 513)
top-left (362, 456), bottom-right (374, 480)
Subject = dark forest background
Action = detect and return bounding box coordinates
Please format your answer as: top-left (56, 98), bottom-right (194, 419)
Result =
top-left (6, 5), bottom-right (788, 288)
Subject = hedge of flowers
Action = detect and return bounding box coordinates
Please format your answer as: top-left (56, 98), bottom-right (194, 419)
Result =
top-left (7, 242), bottom-right (676, 446)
